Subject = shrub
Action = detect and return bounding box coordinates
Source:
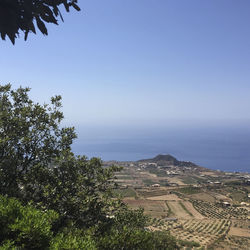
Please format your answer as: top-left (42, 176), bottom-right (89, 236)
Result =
top-left (50, 232), bottom-right (96, 250)
top-left (0, 195), bottom-right (58, 249)
top-left (98, 227), bottom-right (179, 250)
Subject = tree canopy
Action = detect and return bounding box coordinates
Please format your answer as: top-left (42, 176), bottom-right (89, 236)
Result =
top-left (0, 84), bottom-right (76, 197)
top-left (0, 84), bottom-right (180, 249)
top-left (0, 84), bottom-right (119, 228)
top-left (0, 0), bottom-right (80, 44)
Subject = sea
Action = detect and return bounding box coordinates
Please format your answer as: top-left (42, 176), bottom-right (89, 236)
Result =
top-left (72, 126), bottom-right (250, 173)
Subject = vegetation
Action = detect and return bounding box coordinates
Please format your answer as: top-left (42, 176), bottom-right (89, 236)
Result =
top-left (0, 84), bottom-right (179, 249)
top-left (148, 168), bottom-right (168, 177)
top-left (0, 0), bottom-right (80, 44)
top-left (0, 195), bottom-right (58, 249)
top-left (191, 200), bottom-right (248, 219)
top-left (0, 194), bottom-right (180, 249)
top-left (114, 163), bottom-right (250, 249)
top-left (113, 188), bottom-right (138, 198)
top-left (178, 239), bottom-right (200, 248)
top-left (178, 187), bottom-right (202, 195)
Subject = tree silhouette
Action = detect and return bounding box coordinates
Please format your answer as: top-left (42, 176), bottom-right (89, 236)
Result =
top-left (0, 0), bottom-right (80, 44)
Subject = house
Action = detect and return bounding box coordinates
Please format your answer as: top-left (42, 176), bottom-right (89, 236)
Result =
top-left (151, 183), bottom-right (160, 187)
top-left (221, 201), bottom-right (230, 207)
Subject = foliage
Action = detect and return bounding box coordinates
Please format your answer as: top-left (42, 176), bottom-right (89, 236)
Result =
top-left (0, 0), bottom-right (80, 44)
top-left (25, 151), bottom-right (121, 229)
top-left (98, 227), bottom-right (179, 250)
top-left (96, 207), bottom-right (179, 249)
top-left (178, 186), bottom-right (201, 195)
top-left (112, 207), bottom-right (148, 230)
top-left (0, 84), bottom-right (124, 229)
top-left (113, 188), bottom-right (137, 198)
top-left (50, 231), bottom-right (96, 250)
top-left (0, 84), bottom-right (179, 249)
top-left (0, 240), bottom-right (17, 250)
top-left (0, 195), bottom-right (179, 250)
top-left (148, 168), bottom-right (168, 177)
top-left (0, 84), bottom-right (76, 197)
top-left (178, 239), bottom-right (200, 248)
top-left (0, 195), bottom-right (58, 249)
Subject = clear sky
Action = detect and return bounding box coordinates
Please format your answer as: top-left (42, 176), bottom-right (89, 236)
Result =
top-left (1, 0), bottom-right (250, 133)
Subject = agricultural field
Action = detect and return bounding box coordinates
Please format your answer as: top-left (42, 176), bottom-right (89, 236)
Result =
top-left (168, 219), bottom-right (231, 247)
top-left (109, 157), bottom-right (250, 249)
top-left (124, 199), bottom-right (169, 218)
top-left (122, 187), bottom-right (250, 248)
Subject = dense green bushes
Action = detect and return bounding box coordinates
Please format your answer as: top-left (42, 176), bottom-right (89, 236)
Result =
top-left (97, 228), bottom-right (178, 250)
top-left (0, 195), bottom-right (179, 249)
top-left (0, 195), bottom-right (58, 249)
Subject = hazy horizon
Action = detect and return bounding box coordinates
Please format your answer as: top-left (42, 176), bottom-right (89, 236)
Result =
top-left (71, 125), bottom-right (250, 172)
top-left (1, 1), bottom-right (249, 172)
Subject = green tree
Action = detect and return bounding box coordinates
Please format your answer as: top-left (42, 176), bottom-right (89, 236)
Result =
top-left (25, 151), bottom-right (121, 229)
top-left (0, 84), bottom-right (179, 249)
top-left (0, 84), bottom-right (77, 197)
top-left (0, 195), bottom-right (179, 250)
top-left (0, 84), bottom-right (120, 229)
top-left (0, 0), bottom-right (80, 44)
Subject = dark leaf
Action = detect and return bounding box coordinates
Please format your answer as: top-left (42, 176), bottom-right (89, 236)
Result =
top-left (52, 6), bottom-right (59, 16)
top-left (63, 0), bottom-right (70, 12)
top-left (0, 0), bottom-right (80, 43)
top-left (28, 21), bottom-right (36, 34)
top-left (0, 32), bottom-right (6, 40)
top-left (58, 9), bottom-right (64, 22)
top-left (24, 31), bottom-right (28, 41)
top-left (40, 13), bottom-right (58, 24)
top-left (72, 3), bottom-right (80, 11)
top-left (36, 16), bottom-right (48, 35)
top-left (7, 32), bottom-right (15, 44)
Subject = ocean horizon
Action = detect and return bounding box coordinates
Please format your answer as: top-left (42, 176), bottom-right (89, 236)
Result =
top-left (72, 126), bottom-right (250, 173)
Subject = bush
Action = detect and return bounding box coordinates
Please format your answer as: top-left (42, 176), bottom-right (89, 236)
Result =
top-left (50, 231), bottom-right (96, 250)
top-left (98, 227), bottom-right (179, 250)
top-left (0, 195), bottom-right (58, 249)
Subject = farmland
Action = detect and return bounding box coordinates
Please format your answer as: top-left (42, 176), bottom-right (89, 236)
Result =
top-left (106, 154), bottom-right (250, 249)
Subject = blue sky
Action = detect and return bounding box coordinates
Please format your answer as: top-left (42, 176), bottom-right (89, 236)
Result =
top-left (1, 0), bottom-right (250, 133)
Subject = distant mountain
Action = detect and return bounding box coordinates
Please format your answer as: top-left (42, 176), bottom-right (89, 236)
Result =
top-left (138, 154), bottom-right (198, 168)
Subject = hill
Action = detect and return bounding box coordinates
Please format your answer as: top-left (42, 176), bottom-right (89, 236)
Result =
top-left (138, 154), bottom-right (198, 168)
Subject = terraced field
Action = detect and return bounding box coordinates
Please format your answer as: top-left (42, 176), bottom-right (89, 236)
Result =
top-left (123, 199), bottom-right (168, 218)
top-left (160, 219), bottom-right (231, 247)
top-left (191, 199), bottom-right (249, 219)
top-left (167, 201), bottom-right (193, 219)
top-left (119, 182), bottom-right (249, 249)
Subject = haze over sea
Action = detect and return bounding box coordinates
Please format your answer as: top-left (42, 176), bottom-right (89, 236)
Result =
top-left (1, 2), bottom-right (250, 173)
top-left (72, 124), bottom-right (250, 173)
